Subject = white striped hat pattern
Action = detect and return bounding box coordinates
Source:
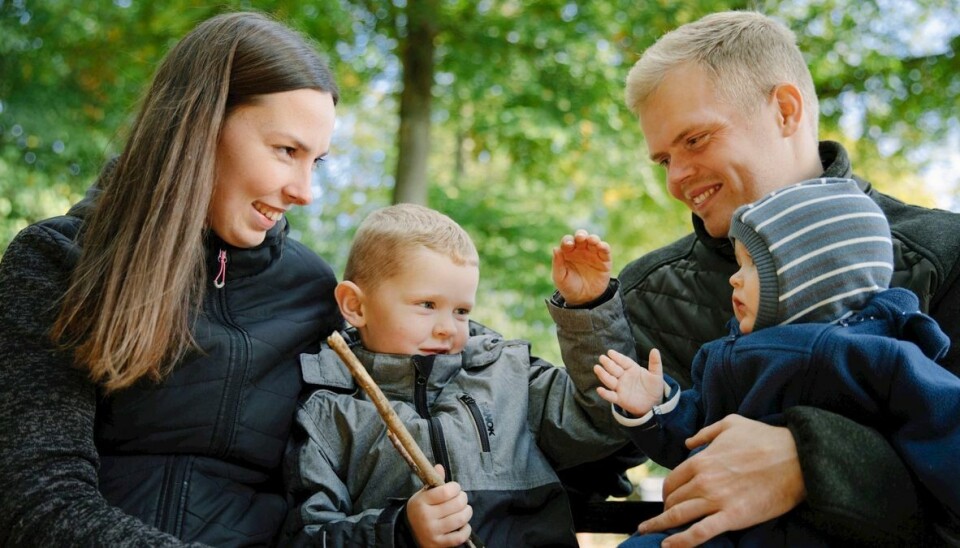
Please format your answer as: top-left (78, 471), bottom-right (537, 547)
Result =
top-left (728, 178), bottom-right (894, 331)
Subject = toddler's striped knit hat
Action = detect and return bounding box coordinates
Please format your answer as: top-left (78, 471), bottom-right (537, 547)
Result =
top-left (728, 178), bottom-right (894, 331)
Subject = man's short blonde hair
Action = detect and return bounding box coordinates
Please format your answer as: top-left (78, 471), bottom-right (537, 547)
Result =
top-left (343, 203), bottom-right (479, 289)
top-left (625, 11), bottom-right (818, 134)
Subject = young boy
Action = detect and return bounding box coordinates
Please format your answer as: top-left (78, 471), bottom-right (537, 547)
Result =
top-left (281, 203), bottom-right (633, 547)
top-left (594, 178), bottom-right (960, 545)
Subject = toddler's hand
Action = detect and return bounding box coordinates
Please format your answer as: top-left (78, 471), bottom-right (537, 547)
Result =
top-left (595, 348), bottom-right (665, 416)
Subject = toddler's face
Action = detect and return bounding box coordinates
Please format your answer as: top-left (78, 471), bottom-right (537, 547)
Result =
top-left (729, 240), bottom-right (760, 334)
top-left (358, 247), bottom-right (478, 356)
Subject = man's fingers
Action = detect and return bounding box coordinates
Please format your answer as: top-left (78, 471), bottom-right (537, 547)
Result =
top-left (661, 513), bottom-right (730, 548)
top-left (684, 415), bottom-right (732, 449)
top-left (660, 455), bottom-right (696, 501)
top-left (638, 497), bottom-right (712, 534)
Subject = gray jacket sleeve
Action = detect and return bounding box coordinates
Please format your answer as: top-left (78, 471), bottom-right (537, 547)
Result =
top-left (529, 290), bottom-right (634, 469)
top-left (0, 226), bottom-right (198, 547)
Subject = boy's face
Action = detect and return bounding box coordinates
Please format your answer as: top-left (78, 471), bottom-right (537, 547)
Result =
top-left (730, 240), bottom-right (760, 334)
top-left (356, 247), bottom-right (478, 356)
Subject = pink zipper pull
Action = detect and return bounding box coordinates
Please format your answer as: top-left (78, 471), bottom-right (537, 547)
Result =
top-left (214, 249), bottom-right (227, 288)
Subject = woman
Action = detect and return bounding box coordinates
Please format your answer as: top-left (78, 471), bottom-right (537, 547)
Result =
top-left (0, 12), bottom-right (343, 546)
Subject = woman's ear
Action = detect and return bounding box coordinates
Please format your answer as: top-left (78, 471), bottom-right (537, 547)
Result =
top-left (335, 281), bottom-right (366, 328)
top-left (773, 83), bottom-right (804, 137)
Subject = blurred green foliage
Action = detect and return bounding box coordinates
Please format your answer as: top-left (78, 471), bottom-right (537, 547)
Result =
top-left (2, 0), bottom-right (958, 363)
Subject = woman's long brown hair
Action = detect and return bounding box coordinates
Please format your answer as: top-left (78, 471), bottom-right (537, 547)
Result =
top-left (52, 12), bottom-right (339, 393)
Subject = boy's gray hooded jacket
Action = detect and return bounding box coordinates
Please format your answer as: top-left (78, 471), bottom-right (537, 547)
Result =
top-left (281, 292), bottom-right (633, 547)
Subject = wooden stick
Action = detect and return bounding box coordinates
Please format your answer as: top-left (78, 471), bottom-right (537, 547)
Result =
top-left (327, 331), bottom-right (444, 487)
top-left (327, 332), bottom-right (484, 548)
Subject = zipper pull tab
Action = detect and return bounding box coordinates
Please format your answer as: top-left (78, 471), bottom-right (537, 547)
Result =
top-left (214, 249), bottom-right (227, 288)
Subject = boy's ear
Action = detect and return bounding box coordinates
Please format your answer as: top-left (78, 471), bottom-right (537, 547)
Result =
top-left (335, 281), bottom-right (367, 328)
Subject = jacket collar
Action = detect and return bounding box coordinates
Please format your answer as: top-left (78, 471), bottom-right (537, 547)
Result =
top-left (204, 221), bottom-right (287, 282)
top-left (302, 330), bottom-right (507, 399)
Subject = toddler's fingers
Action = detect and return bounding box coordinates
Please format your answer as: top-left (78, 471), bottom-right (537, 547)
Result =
top-left (647, 348), bottom-right (662, 376)
top-left (597, 386), bottom-right (619, 405)
top-left (593, 363), bottom-right (619, 388)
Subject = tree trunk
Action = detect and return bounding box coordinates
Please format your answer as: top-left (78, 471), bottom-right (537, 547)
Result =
top-left (392, 1), bottom-right (437, 205)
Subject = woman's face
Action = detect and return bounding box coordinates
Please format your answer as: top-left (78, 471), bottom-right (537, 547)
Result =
top-left (209, 88), bottom-right (336, 248)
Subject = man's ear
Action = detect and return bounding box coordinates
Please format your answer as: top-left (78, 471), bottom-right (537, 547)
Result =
top-left (335, 281), bottom-right (367, 328)
top-left (773, 83), bottom-right (804, 137)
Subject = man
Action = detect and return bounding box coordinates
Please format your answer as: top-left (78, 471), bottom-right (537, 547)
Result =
top-left (617, 10), bottom-right (960, 547)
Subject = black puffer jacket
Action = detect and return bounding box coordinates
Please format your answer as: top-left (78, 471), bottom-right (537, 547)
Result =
top-left (618, 140), bottom-right (960, 545)
top-left (0, 189), bottom-right (342, 546)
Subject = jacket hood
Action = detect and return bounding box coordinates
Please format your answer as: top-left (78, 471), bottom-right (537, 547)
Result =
top-left (728, 178), bottom-right (893, 329)
top-left (301, 329), bottom-right (510, 398)
top-left (692, 140), bottom-right (867, 257)
top-left (859, 288), bottom-right (950, 361)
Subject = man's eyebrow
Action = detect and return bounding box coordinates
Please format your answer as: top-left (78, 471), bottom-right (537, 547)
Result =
top-left (648, 125), bottom-right (707, 163)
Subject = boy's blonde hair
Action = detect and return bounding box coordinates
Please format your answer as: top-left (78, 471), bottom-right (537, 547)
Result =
top-left (625, 11), bottom-right (818, 136)
top-left (343, 203), bottom-right (479, 289)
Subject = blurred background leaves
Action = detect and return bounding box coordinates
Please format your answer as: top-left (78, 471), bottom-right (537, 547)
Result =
top-left (2, 0), bottom-right (958, 362)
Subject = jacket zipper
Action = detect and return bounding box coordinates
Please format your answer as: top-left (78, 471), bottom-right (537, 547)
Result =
top-left (214, 249), bottom-right (227, 288)
top-left (413, 356), bottom-right (452, 482)
top-left (157, 455), bottom-right (192, 536)
top-left (458, 394), bottom-right (491, 452)
top-left (208, 273), bottom-right (251, 457)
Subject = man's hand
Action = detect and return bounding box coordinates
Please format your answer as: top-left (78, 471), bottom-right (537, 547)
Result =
top-left (637, 415), bottom-right (806, 548)
top-left (406, 465), bottom-right (473, 548)
top-left (552, 229), bottom-right (612, 306)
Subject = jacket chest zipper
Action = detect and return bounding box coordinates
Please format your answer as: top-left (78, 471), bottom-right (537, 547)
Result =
top-left (214, 249), bottom-right (227, 288)
top-left (413, 362), bottom-right (452, 482)
top-left (209, 279), bottom-right (251, 457)
top-left (458, 394), bottom-right (491, 452)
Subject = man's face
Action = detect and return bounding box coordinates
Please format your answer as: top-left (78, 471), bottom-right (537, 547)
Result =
top-left (639, 63), bottom-right (790, 238)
